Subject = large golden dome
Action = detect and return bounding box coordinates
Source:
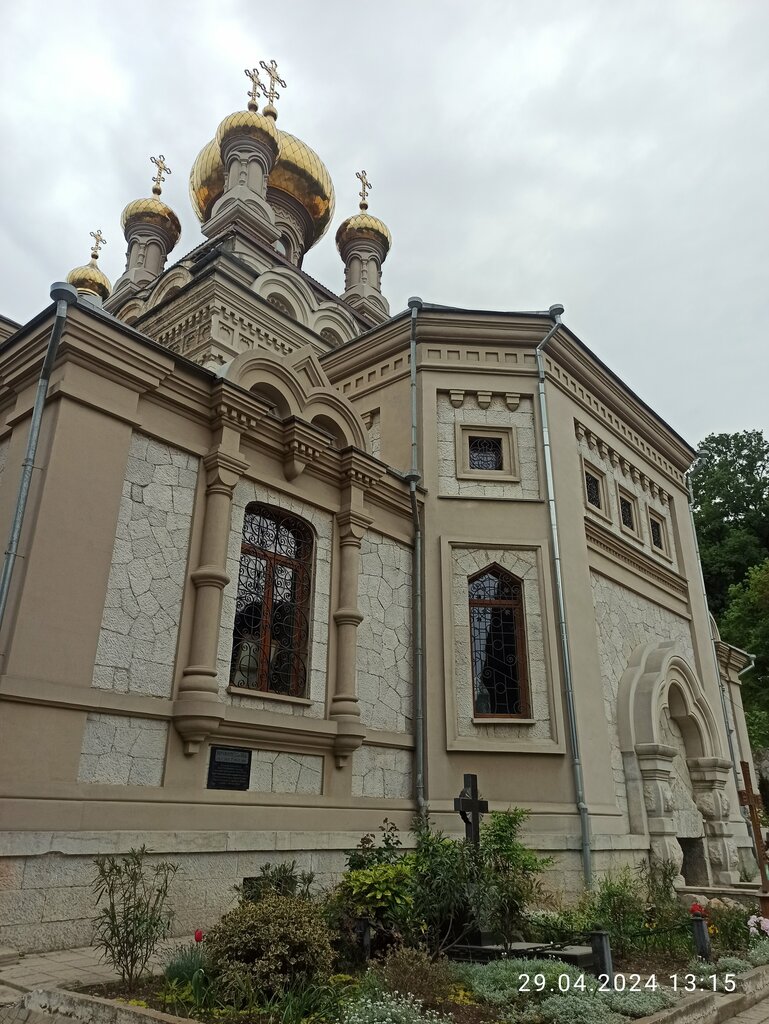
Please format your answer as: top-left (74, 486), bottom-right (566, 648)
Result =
top-left (121, 197), bottom-right (182, 246)
top-left (189, 128), bottom-right (335, 247)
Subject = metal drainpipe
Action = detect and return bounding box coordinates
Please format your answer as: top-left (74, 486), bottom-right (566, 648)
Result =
top-left (405, 296), bottom-right (427, 814)
top-left (685, 456), bottom-right (743, 801)
top-left (0, 283), bottom-right (78, 641)
top-left (535, 304), bottom-right (593, 886)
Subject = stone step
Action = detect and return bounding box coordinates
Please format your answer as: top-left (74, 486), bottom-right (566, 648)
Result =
top-left (0, 951), bottom-right (19, 968)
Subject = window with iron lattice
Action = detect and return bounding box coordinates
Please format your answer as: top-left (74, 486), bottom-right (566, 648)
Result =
top-left (468, 435), bottom-right (504, 471)
top-left (468, 564), bottom-right (530, 718)
top-left (230, 503), bottom-right (314, 697)
top-left (620, 495), bottom-right (636, 531)
top-left (650, 515), bottom-right (665, 550)
top-left (585, 470), bottom-right (602, 509)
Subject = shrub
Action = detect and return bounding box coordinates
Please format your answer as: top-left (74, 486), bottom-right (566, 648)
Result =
top-left (714, 955), bottom-right (752, 976)
top-left (343, 992), bottom-right (451, 1024)
top-left (340, 862), bottom-right (414, 923)
top-left (241, 859), bottom-right (315, 902)
top-left (748, 939), bottom-right (769, 966)
top-left (91, 845), bottom-right (177, 991)
top-left (205, 892), bottom-right (335, 998)
top-left (461, 957), bottom-right (588, 1006)
top-left (580, 869), bottom-right (646, 956)
top-left (536, 994), bottom-right (623, 1024)
top-left (710, 904), bottom-right (751, 952)
top-left (164, 942), bottom-right (207, 983)
top-left (369, 946), bottom-right (456, 1006)
top-left (347, 819), bottom-right (404, 870)
top-left (602, 989), bottom-right (676, 1017)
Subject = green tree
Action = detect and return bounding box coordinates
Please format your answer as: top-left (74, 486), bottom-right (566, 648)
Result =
top-left (690, 431), bottom-right (769, 616)
top-left (720, 558), bottom-right (769, 723)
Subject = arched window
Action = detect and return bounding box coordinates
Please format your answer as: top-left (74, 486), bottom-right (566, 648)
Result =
top-left (468, 565), bottom-right (529, 718)
top-left (230, 503), bottom-right (314, 697)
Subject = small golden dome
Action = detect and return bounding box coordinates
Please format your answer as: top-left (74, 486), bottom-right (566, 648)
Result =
top-left (215, 108), bottom-right (279, 152)
top-left (66, 258), bottom-right (112, 301)
top-left (121, 196), bottom-right (182, 245)
top-left (335, 211), bottom-right (392, 257)
top-left (189, 128), bottom-right (335, 247)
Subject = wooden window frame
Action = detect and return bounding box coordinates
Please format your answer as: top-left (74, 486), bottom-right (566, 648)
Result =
top-left (468, 563), bottom-right (531, 719)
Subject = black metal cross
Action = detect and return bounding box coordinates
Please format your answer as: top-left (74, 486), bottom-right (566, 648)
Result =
top-left (453, 773), bottom-right (488, 846)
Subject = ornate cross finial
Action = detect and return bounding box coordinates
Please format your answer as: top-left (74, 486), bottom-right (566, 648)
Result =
top-left (244, 67), bottom-right (266, 111)
top-left (150, 154), bottom-right (171, 196)
top-left (89, 229), bottom-right (106, 260)
top-left (259, 59), bottom-right (286, 106)
top-left (356, 169), bottom-right (371, 210)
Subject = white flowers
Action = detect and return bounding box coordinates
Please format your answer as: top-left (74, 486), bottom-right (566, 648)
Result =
top-left (747, 915), bottom-right (769, 938)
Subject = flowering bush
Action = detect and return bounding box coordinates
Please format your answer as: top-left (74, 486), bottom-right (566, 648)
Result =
top-left (748, 914), bottom-right (769, 938)
top-left (601, 989), bottom-right (676, 1018)
top-left (535, 994), bottom-right (623, 1024)
top-left (748, 939), bottom-right (769, 966)
top-left (343, 992), bottom-right (451, 1024)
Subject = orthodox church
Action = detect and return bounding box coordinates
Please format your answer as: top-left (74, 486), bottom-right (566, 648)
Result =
top-left (0, 63), bottom-right (757, 953)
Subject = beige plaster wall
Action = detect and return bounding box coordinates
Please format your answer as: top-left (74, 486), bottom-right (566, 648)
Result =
top-left (591, 570), bottom-right (695, 819)
top-left (436, 393), bottom-right (539, 499)
top-left (356, 531), bottom-right (412, 732)
top-left (451, 545), bottom-right (551, 742)
top-left (217, 478), bottom-right (333, 716)
top-left (77, 713), bottom-right (169, 786)
top-left (92, 432), bottom-right (199, 699)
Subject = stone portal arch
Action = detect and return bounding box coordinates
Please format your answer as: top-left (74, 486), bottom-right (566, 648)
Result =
top-left (617, 640), bottom-right (739, 885)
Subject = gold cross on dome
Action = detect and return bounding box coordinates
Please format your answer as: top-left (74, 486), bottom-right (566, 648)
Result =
top-left (150, 154), bottom-right (171, 193)
top-left (244, 67), bottom-right (266, 108)
top-left (89, 229), bottom-right (106, 259)
top-left (259, 59), bottom-right (286, 105)
top-left (356, 169), bottom-right (371, 207)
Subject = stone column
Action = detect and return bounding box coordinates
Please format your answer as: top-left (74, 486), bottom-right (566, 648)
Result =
top-left (636, 743), bottom-right (684, 881)
top-left (689, 756), bottom-right (741, 885)
top-left (173, 423), bottom-right (249, 755)
top-left (329, 451), bottom-right (382, 766)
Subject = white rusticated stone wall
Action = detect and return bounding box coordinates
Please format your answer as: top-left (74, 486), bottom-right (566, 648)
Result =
top-left (577, 433), bottom-right (678, 571)
top-left (218, 480), bottom-right (332, 717)
top-left (249, 750), bottom-right (323, 795)
top-left (77, 713), bottom-right (168, 786)
top-left (452, 546), bottom-right (551, 741)
top-left (356, 531), bottom-right (413, 732)
top-left (436, 394), bottom-right (539, 499)
top-left (367, 410), bottom-right (381, 460)
top-left (591, 571), bottom-right (695, 821)
top-left (92, 433), bottom-right (199, 699)
top-left (659, 710), bottom-right (703, 837)
top-left (351, 745), bottom-right (412, 798)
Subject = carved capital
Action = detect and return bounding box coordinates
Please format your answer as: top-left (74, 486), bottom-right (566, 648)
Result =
top-left (282, 417), bottom-right (332, 481)
top-left (336, 509), bottom-right (373, 543)
top-left (339, 449), bottom-right (385, 493)
top-left (202, 448), bottom-right (249, 492)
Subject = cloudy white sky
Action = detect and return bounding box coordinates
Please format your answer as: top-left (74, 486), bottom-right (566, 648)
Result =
top-left (1, 0), bottom-right (767, 445)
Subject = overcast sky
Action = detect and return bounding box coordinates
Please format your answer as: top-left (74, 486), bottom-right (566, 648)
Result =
top-left (2, 0), bottom-right (767, 445)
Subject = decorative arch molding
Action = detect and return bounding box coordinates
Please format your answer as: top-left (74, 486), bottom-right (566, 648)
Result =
top-left (146, 266), bottom-right (193, 310)
top-left (617, 640), bottom-right (721, 759)
top-left (115, 297), bottom-right (147, 325)
top-left (252, 268), bottom-right (358, 344)
top-left (617, 639), bottom-right (738, 885)
top-left (219, 345), bottom-right (369, 470)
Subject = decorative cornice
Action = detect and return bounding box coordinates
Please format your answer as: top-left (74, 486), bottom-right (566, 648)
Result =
top-left (714, 640), bottom-right (752, 679)
top-left (585, 517), bottom-right (689, 602)
top-left (339, 448), bottom-right (386, 492)
top-left (446, 388), bottom-right (522, 410)
top-left (575, 420), bottom-right (671, 504)
top-left (282, 416), bottom-right (333, 480)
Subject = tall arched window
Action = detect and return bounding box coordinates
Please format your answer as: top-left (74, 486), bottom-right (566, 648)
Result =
top-left (230, 503), bottom-right (314, 697)
top-left (468, 565), bottom-right (530, 718)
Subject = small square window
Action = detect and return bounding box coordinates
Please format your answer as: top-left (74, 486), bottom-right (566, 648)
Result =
top-left (468, 435), bottom-right (503, 471)
top-left (585, 471), bottom-right (602, 509)
top-left (620, 496), bottom-right (635, 530)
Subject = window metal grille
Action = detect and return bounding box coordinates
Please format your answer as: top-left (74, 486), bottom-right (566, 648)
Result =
top-left (585, 471), bottom-right (602, 508)
top-left (650, 518), bottom-right (664, 549)
top-left (468, 565), bottom-right (529, 717)
top-left (620, 496), bottom-right (635, 530)
top-left (468, 435), bottom-right (503, 471)
top-left (230, 503), bottom-right (313, 697)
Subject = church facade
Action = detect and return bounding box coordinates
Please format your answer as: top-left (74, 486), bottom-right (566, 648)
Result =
top-left (0, 67), bottom-right (757, 953)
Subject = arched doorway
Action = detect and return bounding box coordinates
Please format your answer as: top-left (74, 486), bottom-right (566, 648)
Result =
top-left (617, 640), bottom-right (739, 886)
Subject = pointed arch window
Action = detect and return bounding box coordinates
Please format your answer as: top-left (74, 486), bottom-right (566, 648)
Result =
top-left (230, 503), bottom-right (313, 697)
top-left (468, 565), bottom-right (530, 718)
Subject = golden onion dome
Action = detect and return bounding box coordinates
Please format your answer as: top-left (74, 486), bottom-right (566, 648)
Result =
top-left (335, 210), bottom-right (392, 257)
top-left (121, 196), bottom-right (182, 245)
top-left (67, 258), bottom-right (112, 301)
top-left (215, 108), bottom-right (279, 153)
top-left (189, 128), bottom-right (335, 247)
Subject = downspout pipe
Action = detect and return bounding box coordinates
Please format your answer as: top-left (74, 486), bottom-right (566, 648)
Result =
top-left (405, 296), bottom-right (427, 815)
top-left (0, 283), bottom-right (78, 639)
top-left (685, 454), bottom-right (743, 801)
top-left (536, 304), bottom-right (593, 887)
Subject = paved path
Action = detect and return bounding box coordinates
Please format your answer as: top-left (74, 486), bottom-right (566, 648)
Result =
top-left (0, 937), bottom-right (193, 1001)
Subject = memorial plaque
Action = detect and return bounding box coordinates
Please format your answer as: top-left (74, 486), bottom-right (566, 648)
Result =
top-left (207, 746), bottom-right (252, 791)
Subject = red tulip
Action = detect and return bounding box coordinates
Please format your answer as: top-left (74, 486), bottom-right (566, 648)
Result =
top-left (690, 902), bottom-right (705, 916)
top-left (194, 929), bottom-right (204, 942)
